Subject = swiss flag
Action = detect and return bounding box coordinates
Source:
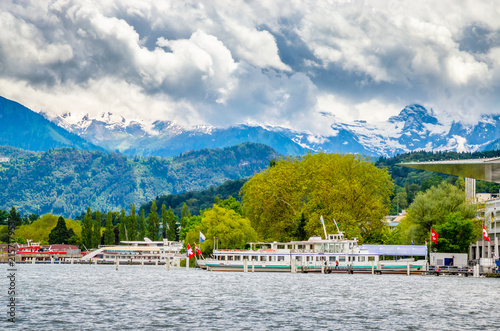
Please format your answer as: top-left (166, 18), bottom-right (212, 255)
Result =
top-left (483, 224), bottom-right (490, 242)
top-left (430, 227), bottom-right (439, 244)
top-left (194, 243), bottom-right (202, 256)
top-left (187, 244), bottom-right (195, 259)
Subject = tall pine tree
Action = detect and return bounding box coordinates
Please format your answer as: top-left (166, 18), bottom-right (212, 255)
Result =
top-left (138, 209), bottom-right (146, 241)
top-left (82, 207), bottom-right (93, 250)
top-left (48, 216), bottom-right (69, 244)
top-left (161, 204), bottom-right (167, 239)
top-left (148, 202), bottom-right (159, 241)
top-left (92, 210), bottom-right (101, 248)
top-left (104, 211), bottom-right (114, 245)
top-left (166, 206), bottom-right (178, 241)
top-left (129, 203), bottom-right (137, 241)
top-left (180, 202), bottom-right (191, 228)
top-left (119, 208), bottom-right (127, 241)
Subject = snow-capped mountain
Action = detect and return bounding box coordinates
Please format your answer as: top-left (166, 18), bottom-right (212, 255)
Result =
top-left (41, 104), bottom-right (500, 157)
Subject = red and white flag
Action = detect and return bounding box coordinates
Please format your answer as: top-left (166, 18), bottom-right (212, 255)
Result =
top-left (483, 224), bottom-right (490, 242)
top-left (430, 227), bottom-right (439, 244)
top-left (187, 244), bottom-right (195, 259)
top-left (194, 243), bottom-right (202, 256)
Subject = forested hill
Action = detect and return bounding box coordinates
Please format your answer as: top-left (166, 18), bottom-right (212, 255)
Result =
top-left (0, 143), bottom-right (278, 217)
top-left (140, 179), bottom-right (246, 218)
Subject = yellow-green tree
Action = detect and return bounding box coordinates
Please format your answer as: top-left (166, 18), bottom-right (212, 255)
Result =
top-left (241, 153), bottom-right (393, 242)
top-left (185, 205), bottom-right (257, 255)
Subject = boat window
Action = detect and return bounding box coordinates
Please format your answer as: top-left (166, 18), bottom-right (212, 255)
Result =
top-left (268, 256), bottom-right (274, 262)
top-left (277, 245), bottom-right (285, 249)
top-left (228, 256), bottom-right (234, 261)
top-left (278, 256), bottom-right (285, 261)
top-left (252, 256), bottom-right (258, 261)
top-left (235, 256), bottom-right (241, 261)
top-left (329, 256), bottom-right (336, 262)
top-left (368, 256), bottom-right (375, 261)
top-left (359, 256), bottom-right (365, 262)
top-left (295, 256), bottom-right (302, 261)
top-left (260, 256), bottom-right (267, 261)
top-left (339, 256), bottom-right (346, 262)
top-left (220, 256), bottom-right (225, 261)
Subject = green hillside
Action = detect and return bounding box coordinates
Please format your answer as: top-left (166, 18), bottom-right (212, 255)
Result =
top-left (0, 143), bottom-right (278, 217)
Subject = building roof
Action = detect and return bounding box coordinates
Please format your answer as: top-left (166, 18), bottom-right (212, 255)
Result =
top-left (360, 244), bottom-right (427, 256)
top-left (398, 157), bottom-right (500, 183)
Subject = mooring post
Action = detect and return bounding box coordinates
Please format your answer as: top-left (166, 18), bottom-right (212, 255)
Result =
top-left (407, 262), bottom-right (410, 276)
top-left (252, 260), bottom-right (255, 273)
top-left (142, 259), bottom-right (144, 269)
top-left (371, 261), bottom-right (374, 275)
top-left (186, 257), bottom-right (189, 270)
top-left (166, 259), bottom-right (170, 271)
top-left (115, 258), bottom-right (118, 271)
top-left (155, 260), bottom-right (158, 268)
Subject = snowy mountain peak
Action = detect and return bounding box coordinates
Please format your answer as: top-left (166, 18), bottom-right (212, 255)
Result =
top-left (388, 104), bottom-right (438, 125)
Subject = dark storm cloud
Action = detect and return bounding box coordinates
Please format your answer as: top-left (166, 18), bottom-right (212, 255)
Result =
top-left (0, 0), bottom-right (499, 131)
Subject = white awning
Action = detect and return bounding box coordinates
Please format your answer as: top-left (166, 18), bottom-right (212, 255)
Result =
top-left (360, 244), bottom-right (427, 256)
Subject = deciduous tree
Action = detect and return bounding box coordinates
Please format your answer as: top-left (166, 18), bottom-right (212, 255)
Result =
top-left (241, 153), bottom-right (393, 242)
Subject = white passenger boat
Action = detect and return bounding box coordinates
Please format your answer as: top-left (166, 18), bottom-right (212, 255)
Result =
top-left (197, 232), bottom-right (428, 273)
top-left (82, 238), bottom-right (185, 265)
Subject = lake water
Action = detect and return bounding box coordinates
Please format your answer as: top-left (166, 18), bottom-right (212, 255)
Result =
top-left (1, 264), bottom-right (499, 330)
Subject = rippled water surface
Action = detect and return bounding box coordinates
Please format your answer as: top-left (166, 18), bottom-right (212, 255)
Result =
top-left (1, 264), bottom-right (499, 330)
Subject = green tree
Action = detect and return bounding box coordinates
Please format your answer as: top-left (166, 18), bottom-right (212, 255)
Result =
top-left (138, 209), bottom-right (146, 241)
top-left (148, 201), bottom-right (160, 241)
top-left (180, 215), bottom-right (202, 240)
top-left (161, 204), bottom-right (167, 239)
top-left (180, 202), bottom-right (191, 227)
top-left (293, 212), bottom-right (308, 241)
top-left (92, 210), bottom-right (102, 248)
top-left (185, 205), bottom-right (257, 255)
top-left (433, 212), bottom-right (478, 253)
top-left (48, 216), bottom-right (69, 244)
top-left (405, 181), bottom-right (477, 244)
top-left (119, 208), bottom-right (127, 241)
top-left (129, 203), bottom-right (137, 241)
top-left (166, 206), bottom-right (178, 241)
top-left (104, 211), bottom-right (114, 245)
top-left (82, 207), bottom-right (93, 250)
top-left (218, 196), bottom-right (242, 215)
top-left (9, 206), bottom-right (22, 229)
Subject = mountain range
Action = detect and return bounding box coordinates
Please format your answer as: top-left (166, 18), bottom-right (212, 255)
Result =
top-left (1, 96), bottom-right (500, 158)
top-left (42, 103), bottom-right (500, 157)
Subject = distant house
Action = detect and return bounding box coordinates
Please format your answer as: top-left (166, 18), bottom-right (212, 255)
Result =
top-left (0, 157), bottom-right (10, 163)
top-left (383, 210), bottom-right (406, 231)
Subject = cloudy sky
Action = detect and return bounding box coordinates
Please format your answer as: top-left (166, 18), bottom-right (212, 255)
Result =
top-left (1, 0), bottom-right (500, 134)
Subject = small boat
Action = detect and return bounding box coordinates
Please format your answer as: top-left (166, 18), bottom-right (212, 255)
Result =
top-left (197, 232), bottom-right (428, 273)
top-left (82, 238), bottom-right (185, 265)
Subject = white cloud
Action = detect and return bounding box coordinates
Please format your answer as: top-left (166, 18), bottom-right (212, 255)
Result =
top-left (0, 0), bottom-right (500, 136)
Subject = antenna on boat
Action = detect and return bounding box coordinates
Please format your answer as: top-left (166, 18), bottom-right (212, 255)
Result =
top-left (333, 217), bottom-right (340, 234)
top-left (320, 215), bottom-right (328, 240)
